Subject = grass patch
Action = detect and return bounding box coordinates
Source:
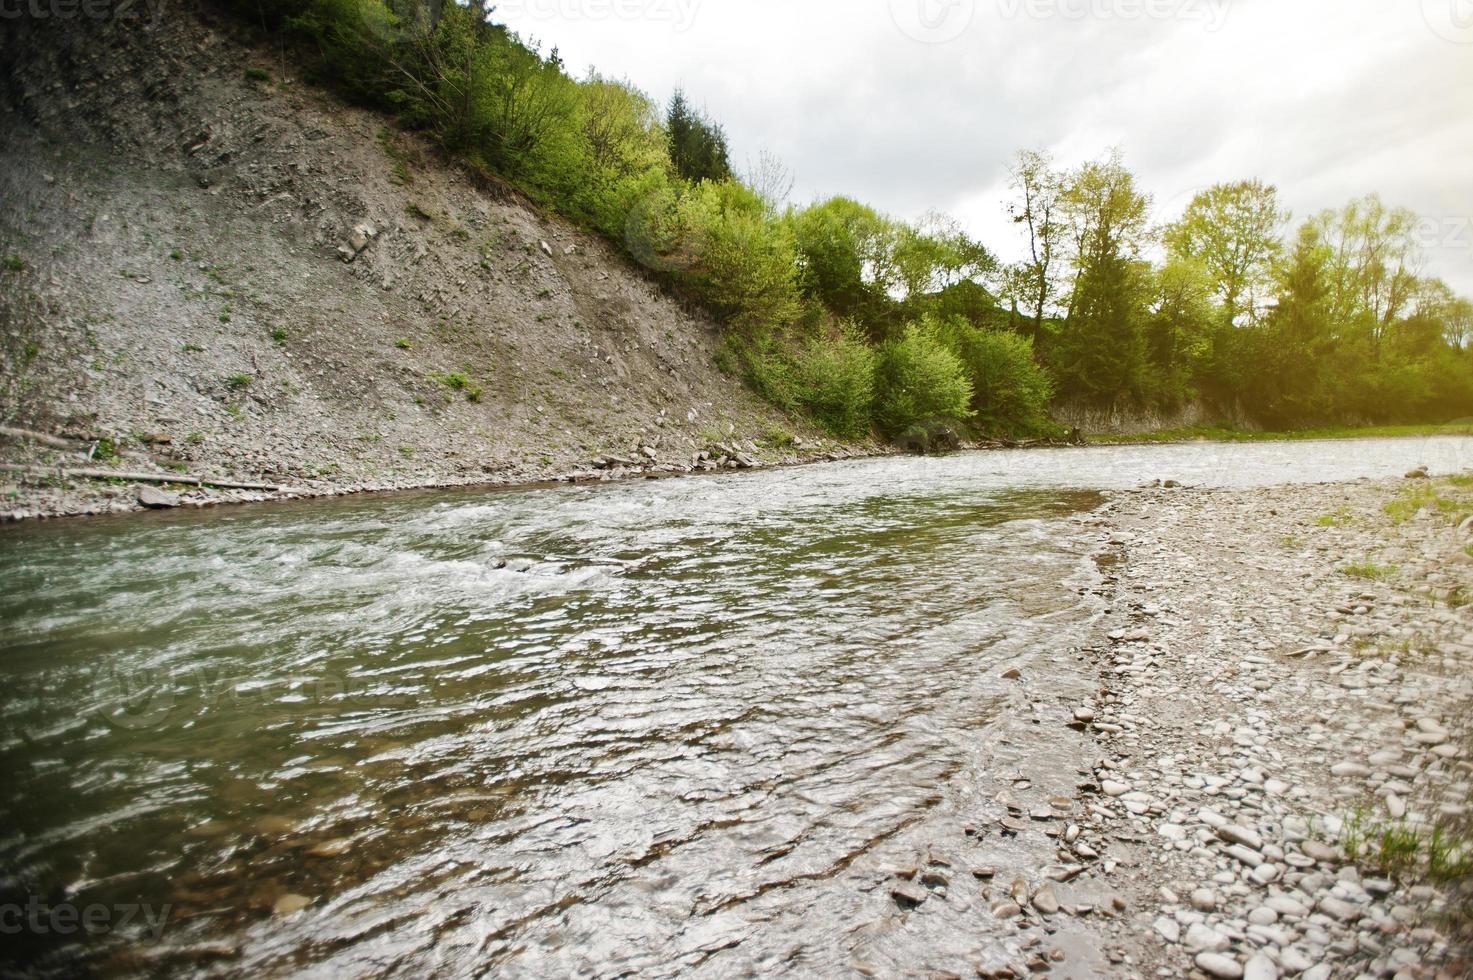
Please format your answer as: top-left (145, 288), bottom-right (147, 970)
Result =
top-left (1092, 422), bottom-right (1473, 445)
top-left (244, 67), bottom-right (271, 82)
top-left (2, 255), bottom-right (24, 272)
top-left (1343, 810), bottom-right (1473, 883)
top-left (395, 338), bottom-right (412, 349)
top-left (1341, 561), bottom-right (1397, 581)
top-left (271, 327), bottom-right (288, 345)
top-left (225, 373), bottom-right (252, 390)
top-left (1384, 479), bottom-right (1473, 527)
top-left (441, 371), bottom-right (482, 402)
top-left (1316, 507), bottom-right (1355, 527)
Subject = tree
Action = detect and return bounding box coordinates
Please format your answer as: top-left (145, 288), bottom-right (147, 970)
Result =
top-left (1311, 194), bottom-right (1421, 347)
top-left (893, 211), bottom-right (997, 307)
top-left (1053, 151), bottom-right (1153, 404)
top-left (742, 149), bottom-right (795, 217)
top-left (931, 315), bottom-right (1054, 435)
top-left (873, 323), bottom-right (974, 437)
top-left (666, 89), bottom-right (732, 184)
top-left (1252, 222), bottom-right (1335, 425)
top-left (1163, 179), bottom-right (1287, 325)
top-left (578, 73), bottom-right (664, 178)
top-left (1006, 149), bottom-right (1065, 338)
top-left (790, 197), bottom-right (902, 331)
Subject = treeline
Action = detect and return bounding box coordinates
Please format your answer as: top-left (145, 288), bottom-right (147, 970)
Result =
top-left (224, 0), bottom-right (1473, 440)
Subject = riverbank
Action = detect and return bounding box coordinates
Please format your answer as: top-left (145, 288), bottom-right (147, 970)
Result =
top-left (1056, 473), bottom-right (1473, 978)
top-left (1092, 423), bottom-right (1473, 446)
top-left (0, 434), bottom-right (888, 523)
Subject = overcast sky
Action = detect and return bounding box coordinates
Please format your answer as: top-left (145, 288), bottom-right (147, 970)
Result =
top-left (496, 0), bottom-right (1473, 295)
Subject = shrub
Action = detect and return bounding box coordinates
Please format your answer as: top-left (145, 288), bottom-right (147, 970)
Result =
top-left (873, 323), bottom-right (973, 439)
top-left (931, 315), bottom-right (1055, 436)
top-left (792, 326), bottom-right (877, 439)
top-left (244, 67), bottom-right (271, 82)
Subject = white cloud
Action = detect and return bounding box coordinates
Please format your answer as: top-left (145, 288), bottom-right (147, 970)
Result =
top-left (499, 0), bottom-right (1473, 294)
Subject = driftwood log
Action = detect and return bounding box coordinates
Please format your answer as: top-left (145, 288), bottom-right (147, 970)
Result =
top-left (0, 463), bottom-right (283, 493)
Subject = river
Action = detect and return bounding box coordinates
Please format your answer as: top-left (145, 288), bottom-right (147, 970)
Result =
top-left (1, 437), bottom-right (1468, 977)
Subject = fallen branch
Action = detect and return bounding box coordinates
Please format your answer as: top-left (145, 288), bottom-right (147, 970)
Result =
top-left (0, 463), bottom-right (282, 492)
top-left (0, 425), bottom-right (80, 450)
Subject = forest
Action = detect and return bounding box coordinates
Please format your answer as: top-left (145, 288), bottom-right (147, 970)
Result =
top-left (226, 0), bottom-right (1473, 442)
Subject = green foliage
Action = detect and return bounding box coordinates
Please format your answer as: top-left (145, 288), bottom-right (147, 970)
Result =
top-left (873, 323), bottom-right (973, 438)
top-left (226, 373), bottom-right (252, 390)
top-left (793, 326), bottom-right (879, 440)
top-left (931, 315), bottom-right (1054, 436)
top-left (245, 67), bottom-right (271, 82)
top-left (666, 90), bottom-right (731, 184)
top-left (2, 255), bottom-right (23, 272)
top-left (395, 337), bottom-right (412, 349)
top-left (271, 327), bottom-right (289, 344)
top-left (1341, 560), bottom-right (1397, 580)
top-left (214, 2), bottom-right (1473, 440)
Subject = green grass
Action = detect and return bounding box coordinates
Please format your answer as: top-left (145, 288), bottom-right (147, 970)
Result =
top-left (1316, 507), bottom-right (1355, 527)
top-left (1341, 561), bottom-right (1398, 581)
top-left (1092, 422), bottom-right (1473, 445)
top-left (1343, 810), bottom-right (1473, 883)
top-left (2, 255), bottom-right (24, 272)
top-left (1384, 479), bottom-right (1473, 527)
top-left (244, 67), bottom-right (271, 82)
top-left (271, 327), bottom-right (288, 345)
top-left (395, 338), bottom-right (411, 349)
top-left (225, 373), bottom-right (252, 390)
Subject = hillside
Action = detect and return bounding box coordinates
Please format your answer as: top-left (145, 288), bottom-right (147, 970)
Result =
top-left (0, 8), bottom-right (850, 519)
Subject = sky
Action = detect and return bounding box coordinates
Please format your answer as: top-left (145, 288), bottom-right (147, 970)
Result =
top-left (494, 0), bottom-right (1473, 295)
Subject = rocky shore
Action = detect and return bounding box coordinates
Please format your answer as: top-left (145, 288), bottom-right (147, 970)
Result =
top-left (0, 431), bottom-right (881, 523)
top-left (1057, 474), bottom-right (1472, 979)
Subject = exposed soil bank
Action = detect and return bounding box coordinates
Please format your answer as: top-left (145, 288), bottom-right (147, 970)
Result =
top-left (0, 8), bottom-right (859, 522)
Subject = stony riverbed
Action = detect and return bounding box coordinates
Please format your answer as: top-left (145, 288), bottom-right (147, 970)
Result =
top-left (1024, 475), bottom-right (1473, 979)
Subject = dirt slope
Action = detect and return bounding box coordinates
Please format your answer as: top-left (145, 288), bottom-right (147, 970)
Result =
top-left (0, 7), bottom-right (847, 519)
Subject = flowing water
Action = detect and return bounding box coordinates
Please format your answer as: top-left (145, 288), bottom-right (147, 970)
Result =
top-left (1, 437), bottom-right (1469, 978)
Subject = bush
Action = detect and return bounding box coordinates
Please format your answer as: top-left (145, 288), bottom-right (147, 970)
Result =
top-left (931, 316), bottom-right (1055, 436)
top-left (793, 326), bottom-right (877, 439)
top-left (873, 323), bottom-right (973, 439)
top-left (676, 182), bottom-right (801, 335)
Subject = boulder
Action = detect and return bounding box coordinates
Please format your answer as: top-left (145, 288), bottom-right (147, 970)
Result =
top-left (137, 485), bottom-right (181, 509)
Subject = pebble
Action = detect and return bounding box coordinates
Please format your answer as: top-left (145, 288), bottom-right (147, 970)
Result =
top-left (1195, 952), bottom-right (1244, 978)
top-left (1242, 953), bottom-right (1279, 980)
top-left (272, 894), bottom-right (313, 916)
